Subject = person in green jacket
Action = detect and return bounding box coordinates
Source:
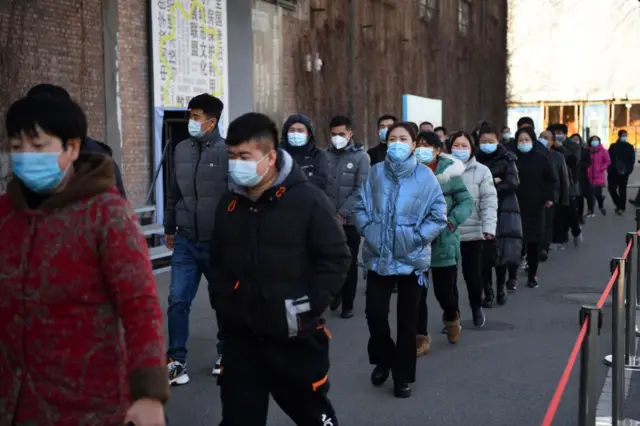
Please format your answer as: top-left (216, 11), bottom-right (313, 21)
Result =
top-left (414, 132), bottom-right (473, 353)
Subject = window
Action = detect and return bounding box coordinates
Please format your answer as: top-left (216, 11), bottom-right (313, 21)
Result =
top-left (613, 104), bottom-right (628, 127)
top-left (263, 0), bottom-right (297, 11)
top-left (547, 106), bottom-right (561, 125)
top-left (458, 0), bottom-right (471, 36)
top-left (419, 0), bottom-right (439, 21)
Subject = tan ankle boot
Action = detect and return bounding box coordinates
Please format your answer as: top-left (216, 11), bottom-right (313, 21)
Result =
top-left (445, 315), bottom-right (461, 344)
top-left (416, 334), bottom-right (432, 356)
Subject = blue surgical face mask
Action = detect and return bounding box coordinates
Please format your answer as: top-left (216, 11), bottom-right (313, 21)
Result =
top-left (11, 152), bottom-right (67, 193)
top-left (479, 143), bottom-right (498, 154)
top-left (378, 128), bottom-right (388, 142)
top-left (188, 119), bottom-right (205, 138)
top-left (415, 146), bottom-right (434, 164)
top-left (229, 155), bottom-right (269, 187)
top-left (538, 137), bottom-right (549, 148)
top-left (502, 133), bottom-right (512, 140)
top-left (451, 148), bottom-right (471, 162)
top-left (518, 143), bottom-right (533, 153)
top-left (387, 142), bottom-right (411, 163)
top-left (287, 132), bottom-right (307, 147)
top-left (554, 134), bottom-right (566, 143)
top-left (591, 140), bottom-right (600, 147)
top-left (621, 136), bottom-right (628, 142)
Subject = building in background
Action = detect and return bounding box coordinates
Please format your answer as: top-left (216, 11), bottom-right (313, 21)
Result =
top-left (507, 0), bottom-right (640, 146)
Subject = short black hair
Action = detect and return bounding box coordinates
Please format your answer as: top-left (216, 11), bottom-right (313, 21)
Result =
top-left (417, 131), bottom-right (442, 149)
top-left (226, 112), bottom-right (279, 152)
top-left (449, 130), bottom-right (476, 157)
top-left (386, 122), bottom-right (418, 143)
top-left (329, 115), bottom-right (352, 130)
top-left (434, 126), bottom-right (447, 134)
top-left (502, 126), bottom-right (510, 132)
top-left (377, 114), bottom-right (397, 126)
top-left (407, 122), bottom-right (419, 136)
top-left (188, 94), bottom-right (224, 120)
top-left (6, 95), bottom-right (87, 149)
top-left (548, 123), bottom-right (568, 134)
top-left (478, 122), bottom-right (499, 139)
top-left (517, 116), bottom-right (534, 129)
top-left (588, 135), bottom-right (601, 143)
top-left (419, 121), bottom-right (433, 128)
top-left (619, 129), bottom-right (628, 138)
top-left (26, 84), bottom-right (72, 101)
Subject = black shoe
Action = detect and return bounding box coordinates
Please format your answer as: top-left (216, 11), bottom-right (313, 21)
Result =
top-left (330, 296), bottom-right (342, 311)
top-left (600, 207), bottom-right (607, 216)
top-left (579, 216), bottom-right (586, 225)
top-left (393, 382), bottom-right (412, 398)
top-left (496, 287), bottom-right (508, 305)
top-left (615, 208), bottom-right (624, 216)
top-left (506, 278), bottom-right (517, 292)
top-left (481, 286), bottom-right (494, 309)
top-left (630, 199), bottom-right (639, 207)
top-left (340, 309), bottom-right (354, 319)
top-left (371, 365), bottom-right (390, 387)
top-left (472, 307), bottom-right (486, 328)
top-left (539, 250), bottom-right (549, 262)
top-left (527, 277), bottom-right (539, 288)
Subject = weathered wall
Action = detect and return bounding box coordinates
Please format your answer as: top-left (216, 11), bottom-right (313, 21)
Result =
top-left (282, 0), bottom-right (508, 147)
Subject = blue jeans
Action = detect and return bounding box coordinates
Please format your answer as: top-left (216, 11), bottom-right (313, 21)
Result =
top-left (167, 235), bottom-right (222, 364)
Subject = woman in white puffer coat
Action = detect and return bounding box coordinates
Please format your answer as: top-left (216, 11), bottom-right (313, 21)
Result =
top-left (450, 131), bottom-right (498, 327)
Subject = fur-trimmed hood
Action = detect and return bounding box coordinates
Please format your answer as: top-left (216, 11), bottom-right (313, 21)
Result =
top-left (435, 153), bottom-right (465, 184)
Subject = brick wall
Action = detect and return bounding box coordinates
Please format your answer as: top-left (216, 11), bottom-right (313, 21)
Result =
top-left (117, 0), bottom-right (151, 206)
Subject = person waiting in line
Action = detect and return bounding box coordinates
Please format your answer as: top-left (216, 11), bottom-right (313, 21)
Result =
top-left (354, 122), bottom-right (447, 398)
top-left (608, 129), bottom-right (636, 214)
top-left (419, 121), bottom-right (434, 132)
top-left (367, 114), bottom-right (397, 165)
top-left (209, 113), bottom-right (350, 426)
top-left (413, 131), bottom-right (473, 351)
top-left (454, 132), bottom-right (498, 327)
top-left (163, 94), bottom-right (228, 383)
top-left (586, 135), bottom-right (610, 217)
top-left (0, 95), bottom-right (168, 425)
top-left (573, 133), bottom-right (592, 222)
top-left (26, 84), bottom-right (127, 198)
top-left (476, 123), bottom-right (522, 303)
top-left (281, 114), bottom-right (330, 190)
top-left (407, 122), bottom-right (420, 137)
top-left (514, 127), bottom-right (557, 288)
top-left (325, 115), bottom-right (371, 318)
top-left (501, 126), bottom-right (513, 143)
top-left (537, 130), bottom-right (570, 261)
top-left (434, 126), bottom-right (448, 143)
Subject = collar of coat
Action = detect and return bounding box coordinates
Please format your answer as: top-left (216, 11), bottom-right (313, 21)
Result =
top-left (435, 153), bottom-right (465, 184)
top-left (8, 152), bottom-right (116, 212)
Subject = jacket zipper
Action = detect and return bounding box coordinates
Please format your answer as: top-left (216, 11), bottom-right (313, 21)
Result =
top-left (193, 142), bottom-right (202, 239)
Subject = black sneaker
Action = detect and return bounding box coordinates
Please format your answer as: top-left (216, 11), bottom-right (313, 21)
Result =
top-left (393, 382), bottom-right (412, 398)
top-left (600, 207), bottom-right (607, 216)
top-left (340, 309), bottom-right (354, 319)
top-left (212, 354), bottom-right (222, 376)
top-left (168, 359), bottom-right (189, 385)
top-left (496, 287), bottom-right (508, 305)
top-left (371, 365), bottom-right (390, 386)
top-left (539, 250), bottom-right (549, 262)
top-left (472, 307), bottom-right (486, 328)
top-left (506, 278), bottom-right (517, 292)
top-left (527, 277), bottom-right (539, 288)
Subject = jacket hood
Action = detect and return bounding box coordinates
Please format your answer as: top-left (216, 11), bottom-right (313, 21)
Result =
top-left (8, 152), bottom-right (116, 212)
top-left (230, 149), bottom-right (306, 197)
top-left (280, 114), bottom-right (317, 149)
top-left (82, 137), bottom-right (113, 156)
top-left (435, 153), bottom-right (465, 183)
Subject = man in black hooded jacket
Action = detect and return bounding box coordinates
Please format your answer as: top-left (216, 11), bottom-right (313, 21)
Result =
top-left (209, 112), bottom-right (350, 426)
top-left (26, 84), bottom-right (126, 198)
top-left (281, 114), bottom-right (330, 190)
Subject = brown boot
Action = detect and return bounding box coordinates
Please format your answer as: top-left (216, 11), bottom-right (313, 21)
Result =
top-left (416, 334), bottom-right (432, 357)
top-left (445, 314), bottom-right (461, 344)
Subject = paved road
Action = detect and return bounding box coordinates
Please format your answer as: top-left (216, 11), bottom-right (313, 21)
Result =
top-left (160, 196), bottom-right (637, 426)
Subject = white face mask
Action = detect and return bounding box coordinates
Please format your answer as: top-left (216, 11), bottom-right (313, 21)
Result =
top-left (331, 135), bottom-right (348, 150)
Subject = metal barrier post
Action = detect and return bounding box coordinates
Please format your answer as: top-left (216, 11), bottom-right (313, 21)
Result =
top-left (626, 233), bottom-right (638, 367)
top-left (636, 208), bottom-right (640, 310)
top-left (611, 257), bottom-right (626, 424)
top-left (578, 305), bottom-right (602, 426)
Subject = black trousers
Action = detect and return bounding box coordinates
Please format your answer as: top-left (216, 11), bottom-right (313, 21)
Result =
top-left (608, 173), bottom-right (630, 211)
top-left (460, 240), bottom-right (484, 310)
top-left (495, 264), bottom-right (518, 285)
top-left (417, 265), bottom-right (460, 336)
top-left (366, 271), bottom-right (421, 383)
top-left (587, 186), bottom-right (605, 212)
top-left (521, 242), bottom-right (540, 280)
top-left (340, 225), bottom-right (362, 311)
top-left (542, 205), bottom-right (555, 251)
top-left (219, 331), bottom-right (337, 426)
top-left (577, 193), bottom-right (585, 218)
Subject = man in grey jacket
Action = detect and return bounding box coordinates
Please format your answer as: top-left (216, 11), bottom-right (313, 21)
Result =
top-left (325, 115), bottom-right (371, 318)
top-left (163, 94), bottom-right (228, 385)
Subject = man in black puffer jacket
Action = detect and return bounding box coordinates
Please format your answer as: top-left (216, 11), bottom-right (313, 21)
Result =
top-left (209, 112), bottom-right (350, 426)
top-left (281, 114), bottom-right (330, 190)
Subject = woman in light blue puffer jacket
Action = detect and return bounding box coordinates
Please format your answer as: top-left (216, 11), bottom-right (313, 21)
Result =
top-left (354, 122), bottom-right (447, 399)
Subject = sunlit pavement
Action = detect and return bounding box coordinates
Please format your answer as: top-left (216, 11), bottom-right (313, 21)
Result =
top-left (160, 195), bottom-right (637, 425)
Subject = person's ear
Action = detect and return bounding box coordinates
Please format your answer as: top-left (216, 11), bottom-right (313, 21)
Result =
top-left (66, 138), bottom-right (81, 162)
top-left (267, 149), bottom-right (278, 167)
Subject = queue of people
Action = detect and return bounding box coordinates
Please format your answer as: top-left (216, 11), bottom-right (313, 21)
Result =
top-left (1, 85), bottom-right (636, 426)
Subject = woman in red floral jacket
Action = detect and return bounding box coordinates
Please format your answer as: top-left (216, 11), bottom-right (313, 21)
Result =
top-left (0, 96), bottom-right (169, 425)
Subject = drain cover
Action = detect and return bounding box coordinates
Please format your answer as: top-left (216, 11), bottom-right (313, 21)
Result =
top-left (562, 292), bottom-right (612, 306)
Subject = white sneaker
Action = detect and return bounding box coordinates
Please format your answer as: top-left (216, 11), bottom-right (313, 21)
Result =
top-left (168, 359), bottom-right (189, 385)
top-left (212, 354), bottom-right (222, 376)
